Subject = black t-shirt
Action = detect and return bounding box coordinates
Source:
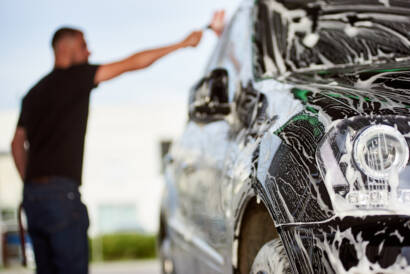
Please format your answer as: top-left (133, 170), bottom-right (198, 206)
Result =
top-left (17, 63), bottom-right (100, 184)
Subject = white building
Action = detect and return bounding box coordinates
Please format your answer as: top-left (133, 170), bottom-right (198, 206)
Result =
top-left (83, 103), bottom-right (186, 236)
top-left (0, 110), bottom-right (23, 267)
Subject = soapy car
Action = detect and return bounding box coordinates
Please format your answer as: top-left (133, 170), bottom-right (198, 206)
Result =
top-left (159, 0), bottom-right (410, 273)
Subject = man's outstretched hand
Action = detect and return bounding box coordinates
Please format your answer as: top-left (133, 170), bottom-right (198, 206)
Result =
top-left (209, 10), bottom-right (225, 37)
top-left (181, 31), bottom-right (203, 48)
top-left (180, 10), bottom-right (226, 49)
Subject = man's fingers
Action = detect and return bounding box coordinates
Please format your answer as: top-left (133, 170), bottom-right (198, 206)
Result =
top-left (211, 12), bottom-right (218, 24)
top-left (215, 10), bottom-right (224, 22)
top-left (209, 10), bottom-right (225, 37)
top-left (218, 10), bottom-right (225, 22)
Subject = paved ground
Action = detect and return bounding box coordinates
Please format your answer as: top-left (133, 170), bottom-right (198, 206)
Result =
top-left (0, 260), bottom-right (160, 274)
top-left (91, 260), bottom-right (160, 274)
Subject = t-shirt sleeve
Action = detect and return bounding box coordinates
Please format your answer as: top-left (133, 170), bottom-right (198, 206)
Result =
top-left (72, 63), bottom-right (100, 91)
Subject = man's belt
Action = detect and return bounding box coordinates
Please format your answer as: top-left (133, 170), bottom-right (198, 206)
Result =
top-left (30, 176), bottom-right (52, 184)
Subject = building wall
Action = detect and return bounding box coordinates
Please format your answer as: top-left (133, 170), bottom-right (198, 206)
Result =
top-left (0, 153), bottom-right (23, 209)
top-left (0, 153), bottom-right (22, 267)
top-left (83, 104), bottom-right (186, 235)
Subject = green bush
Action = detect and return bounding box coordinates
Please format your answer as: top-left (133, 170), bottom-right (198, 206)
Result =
top-left (92, 233), bottom-right (157, 261)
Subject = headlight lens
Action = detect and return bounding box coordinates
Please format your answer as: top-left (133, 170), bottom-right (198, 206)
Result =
top-left (316, 116), bottom-right (410, 214)
top-left (353, 125), bottom-right (409, 180)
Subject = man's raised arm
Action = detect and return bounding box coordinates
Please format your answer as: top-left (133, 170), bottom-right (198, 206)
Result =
top-left (94, 30), bottom-right (203, 84)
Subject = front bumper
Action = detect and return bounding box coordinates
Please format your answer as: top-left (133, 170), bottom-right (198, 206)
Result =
top-left (279, 215), bottom-right (410, 273)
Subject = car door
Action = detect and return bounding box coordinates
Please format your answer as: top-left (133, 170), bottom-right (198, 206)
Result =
top-left (169, 4), bottom-right (254, 274)
top-left (169, 71), bottom-right (231, 274)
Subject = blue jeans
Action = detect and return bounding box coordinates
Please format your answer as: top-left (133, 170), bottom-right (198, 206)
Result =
top-left (23, 177), bottom-right (89, 274)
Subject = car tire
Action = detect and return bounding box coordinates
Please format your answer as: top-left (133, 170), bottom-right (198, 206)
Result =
top-left (160, 238), bottom-right (176, 274)
top-left (250, 239), bottom-right (292, 274)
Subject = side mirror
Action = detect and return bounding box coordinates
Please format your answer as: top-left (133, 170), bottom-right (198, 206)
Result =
top-left (189, 68), bottom-right (231, 123)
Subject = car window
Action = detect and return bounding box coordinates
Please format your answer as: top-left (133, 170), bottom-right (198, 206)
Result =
top-left (253, 0), bottom-right (410, 77)
top-left (205, 5), bottom-right (253, 102)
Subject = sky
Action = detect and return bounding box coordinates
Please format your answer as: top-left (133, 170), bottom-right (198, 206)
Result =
top-left (0, 0), bottom-right (240, 111)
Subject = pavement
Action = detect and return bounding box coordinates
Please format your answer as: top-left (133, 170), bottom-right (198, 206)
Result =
top-left (0, 260), bottom-right (160, 274)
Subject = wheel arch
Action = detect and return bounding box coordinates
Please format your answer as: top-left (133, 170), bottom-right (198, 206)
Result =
top-left (234, 195), bottom-right (280, 274)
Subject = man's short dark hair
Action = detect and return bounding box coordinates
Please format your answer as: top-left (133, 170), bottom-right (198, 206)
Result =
top-left (51, 27), bottom-right (82, 49)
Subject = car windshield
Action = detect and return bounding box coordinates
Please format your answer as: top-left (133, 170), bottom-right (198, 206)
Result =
top-left (253, 0), bottom-right (410, 78)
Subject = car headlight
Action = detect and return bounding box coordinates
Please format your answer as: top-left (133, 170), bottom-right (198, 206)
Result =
top-left (316, 116), bottom-right (410, 214)
top-left (353, 125), bottom-right (409, 180)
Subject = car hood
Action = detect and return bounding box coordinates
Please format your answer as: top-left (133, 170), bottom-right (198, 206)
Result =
top-left (285, 62), bottom-right (410, 121)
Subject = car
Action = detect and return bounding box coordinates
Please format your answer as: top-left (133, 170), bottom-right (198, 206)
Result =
top-left (158, 0), bottom-right (410, 273)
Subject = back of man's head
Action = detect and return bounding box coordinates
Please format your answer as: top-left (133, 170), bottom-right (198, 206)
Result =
top-left (51, 27), bottom-right (82, 50)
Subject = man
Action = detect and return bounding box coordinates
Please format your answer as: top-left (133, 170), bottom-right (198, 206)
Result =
top-left (11, 11), bottom-right (225, 274)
